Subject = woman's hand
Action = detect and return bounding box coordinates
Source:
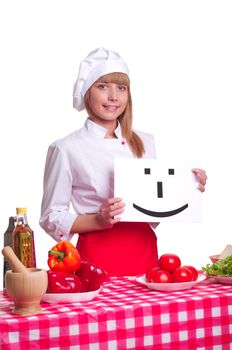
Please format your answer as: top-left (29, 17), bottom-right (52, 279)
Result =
top-left (192, 168), bottom-right (207, 192)
top-left (97, 197), bottom-right (125, 229)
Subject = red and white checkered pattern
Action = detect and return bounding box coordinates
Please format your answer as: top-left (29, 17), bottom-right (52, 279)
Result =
top-left (1, 276), bottom-right (232, 349)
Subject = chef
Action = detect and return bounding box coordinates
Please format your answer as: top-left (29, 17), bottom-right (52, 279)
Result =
top-left (40, 47), bottom-right (207, 276)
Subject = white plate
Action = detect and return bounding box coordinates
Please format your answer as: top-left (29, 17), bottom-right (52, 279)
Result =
top-left (42, 287), bottom-right (101, 304)
top-left (211, 276), bottom-right (232, 285)
top-left (136, 274), bottom-right (206, 292)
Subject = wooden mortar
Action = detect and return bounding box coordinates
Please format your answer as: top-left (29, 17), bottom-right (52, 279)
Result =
top-left (2, 246), bottom-right (48, 315)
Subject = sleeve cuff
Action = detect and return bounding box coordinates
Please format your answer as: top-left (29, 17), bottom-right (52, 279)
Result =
top-left (46, 212), bottom-right (77, 242)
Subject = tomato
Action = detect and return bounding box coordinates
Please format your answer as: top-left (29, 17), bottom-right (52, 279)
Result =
top-left (171, 267), bottom-right (193, 282)
top-left (158, 254), bottom-right (181, 272)
top-left (149, 269), bottom-right (172, 283)
top-left (146, 267), bottom-right (160, 282)
top-left (182, 265), bottom-right (198, 281)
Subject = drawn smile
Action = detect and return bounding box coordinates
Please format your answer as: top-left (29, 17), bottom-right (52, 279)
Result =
top-left (133, 203), bottom-right (188, 217)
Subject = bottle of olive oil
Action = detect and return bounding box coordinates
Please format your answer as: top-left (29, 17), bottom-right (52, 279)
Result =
top-left (3, 216), bottom-right (16, 287)
top-left (12, 207), bottom-right (36, 268)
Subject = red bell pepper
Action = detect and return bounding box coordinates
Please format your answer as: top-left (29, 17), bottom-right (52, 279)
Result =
top-left (48, 240), bottom-right (81, 273)
top-left (47, 270), bottom-right (82, 293)
top-left (75, 261), bottom-right (107, 292)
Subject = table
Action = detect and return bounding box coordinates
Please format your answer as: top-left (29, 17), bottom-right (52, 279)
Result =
top-left (0, 276), bottom-right (232, 350)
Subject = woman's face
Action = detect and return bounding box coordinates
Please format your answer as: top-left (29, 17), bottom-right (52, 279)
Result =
top-left (87, 77), bottom-right (128, 128)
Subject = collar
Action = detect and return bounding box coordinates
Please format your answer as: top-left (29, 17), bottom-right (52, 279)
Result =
top-left (84, 118), bottom-right (124, 140)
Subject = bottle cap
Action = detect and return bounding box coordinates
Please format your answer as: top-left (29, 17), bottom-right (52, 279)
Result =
top-left (16, 207), bottom-right (27, 215)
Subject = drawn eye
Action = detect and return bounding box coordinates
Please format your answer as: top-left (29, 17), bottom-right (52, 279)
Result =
top-left (144, 168), bottom-right (151, 175)
top-left (168, 168), bottom-right (175, 175)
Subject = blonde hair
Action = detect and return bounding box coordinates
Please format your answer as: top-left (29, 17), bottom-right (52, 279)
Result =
top-left (84, 72), bottom-right (145, 158)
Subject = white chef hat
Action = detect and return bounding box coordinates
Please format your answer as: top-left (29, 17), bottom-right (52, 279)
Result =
top-left (73, 47), bottom-right (130, 111)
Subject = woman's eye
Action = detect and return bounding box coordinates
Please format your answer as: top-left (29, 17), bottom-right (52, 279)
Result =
top-left (98, 84), bottom-right (107, 89)
top-left (118, 85), bottom-right (127, 91)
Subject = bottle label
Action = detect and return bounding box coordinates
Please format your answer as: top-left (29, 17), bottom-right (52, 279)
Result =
top-left (14, 231), bottom-right (34, 267)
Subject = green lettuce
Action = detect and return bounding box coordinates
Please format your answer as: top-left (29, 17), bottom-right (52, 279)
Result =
top-left (202, 255), bottom-right (232, 276)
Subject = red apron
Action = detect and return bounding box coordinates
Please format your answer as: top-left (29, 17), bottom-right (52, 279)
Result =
top-left (77, 222), bottom-right (158, 276)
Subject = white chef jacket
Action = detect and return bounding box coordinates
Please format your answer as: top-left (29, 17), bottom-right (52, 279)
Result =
top-left (39, 118), bottom-right (157, 242)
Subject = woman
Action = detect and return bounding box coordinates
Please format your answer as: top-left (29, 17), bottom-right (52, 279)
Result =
top-left (40, 47), bottom-right (207, 276)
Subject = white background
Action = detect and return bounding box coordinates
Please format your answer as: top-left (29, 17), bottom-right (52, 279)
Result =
top-left (0, 1), bottom-right (231, 289)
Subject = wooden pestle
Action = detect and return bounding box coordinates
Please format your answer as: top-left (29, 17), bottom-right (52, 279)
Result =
top-left (2, 246), bottom-right (28, 273)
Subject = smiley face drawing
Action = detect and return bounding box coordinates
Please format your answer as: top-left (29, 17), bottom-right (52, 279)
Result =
top-left (114, 159), bottom-right (201, 223)
top-left (133, 167), bottom-right (188, 217)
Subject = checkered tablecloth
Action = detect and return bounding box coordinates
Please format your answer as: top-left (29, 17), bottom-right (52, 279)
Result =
top-left (0, 276), bottom-right (232, 350)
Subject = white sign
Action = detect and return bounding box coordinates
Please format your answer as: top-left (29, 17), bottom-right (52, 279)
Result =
top-left (114, 159), bottom-right (201, 223)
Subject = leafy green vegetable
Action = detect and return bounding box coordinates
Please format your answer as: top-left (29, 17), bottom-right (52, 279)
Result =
top-left (202, 255), bottom-right (232, 276)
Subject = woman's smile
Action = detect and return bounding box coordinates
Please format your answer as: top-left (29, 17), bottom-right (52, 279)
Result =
top-left (103, 105), bottom-right (119, 111)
